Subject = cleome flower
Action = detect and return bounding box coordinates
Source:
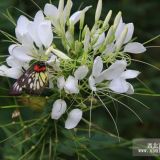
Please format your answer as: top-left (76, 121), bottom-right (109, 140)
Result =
top-left (0, 0), bottom-right (148, 132)
top-left (89, 56), bottom-right (140, 94)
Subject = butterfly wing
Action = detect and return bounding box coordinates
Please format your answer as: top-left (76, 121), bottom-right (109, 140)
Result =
top-left (10, 65), bottom-right (48, 95)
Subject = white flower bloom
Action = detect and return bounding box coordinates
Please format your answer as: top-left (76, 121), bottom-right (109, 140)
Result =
top-left (65, 109), bottom-right (82, 129)
top-left (89, 57), bottom-right (139, 94)
top-left (106, 61), bottom-right (140, 94)
top-left (10, 11), bottom-right (54, 63)
top-left (51, 99), bottom-right (67, 120)
top-left (74, 65), bottom-right (89, 80)
top-left (64, 76), bottom-right (79, 94)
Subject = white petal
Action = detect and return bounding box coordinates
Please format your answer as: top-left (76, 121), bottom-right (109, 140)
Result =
top-left (74, 65), bottom-right (89, 80)
top-left (69, 11), bottom-right (81, 24)
top-left (64, 76), bottom-right (79, 94)
top-left (57, 76), bottom-right (65, 90)
top-left (126, 83), bottom-right (134, 94)
top-left (89, 75), bottom-right (96, 91)
top-left (92, 56), bottom-right (103, 77)
top-left (65, 109), bottom-right (82, 129)
top-left (34, 10), bottom-right (45, 24)
top-left (100, 60), bottom-right (127, 80)
top-left (8, 44), bottom-right (18, 55)
top-left (28, 22), bottom-right (42, 48)
top-left (124, 23), bottom-right (134, 43)
top-left (123, 42), bottom-right (146, 54)
top-left (6, 56), bottom-right (23, 68)
top-left (38, 20), bottom-right (53, 48)
top-left (21, 33), bottom-right (34, 49)
top-left (44, 3), bottom-right (58, 17)
top-left (0, 65), bottom-right (22, 79)
top-left (102, 43), bottom-right (115, 55)
top-left (108, 78), bottom-right (129, 93)
top-left (51, 99), bottom-right (67, 120)
top-left (121, 70), bottom-right (140, 79)
top-left (115, 18), bottom-right (125, 40)
top-left (93, 32), bottom-right (105, 50)
top-left (69, 6), bottom-right (91, 24)
top-left (11, 46), bottom-right (33, 62)
top-left (15, 15), bottom-right (30, 42)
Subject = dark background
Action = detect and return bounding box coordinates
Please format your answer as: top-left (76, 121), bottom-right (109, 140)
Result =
top-left (0, 0), bottom-right (160, 160)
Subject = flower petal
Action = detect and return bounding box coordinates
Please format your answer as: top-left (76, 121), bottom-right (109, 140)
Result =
top-left (89, 75), bottom-right (96, 91)
top-left (51, 99), bottom-right (67, 120)
top-left (124, 23), bottom-right (134, 43)
top-left (93, 32), bottom-right (105, 50)
top-left (126, 83), bottom-right (134, 94)
top-left (102, 43), bottom-right (115, 55)
top-left (74, 65), bottom-right (89, 80)
top-left (28, 22), bottom-right (42, 48)
top-left (121, 70), bottom-right (140, 79)
top-left (34, 10), bottom-right (45, 24)
top-left (11, 46), bottom-right (33, 62)
top-left (0, 65), bottom-right (22, 79)
top-left (69, 6), bottom-right (91, 24)
top-left (64, 76), bottom-right (79, 94)
top-left (38, 20), bottom-right (53, 48)
top-left (108, 78), bottom-right (129, 93)
top-left (15, 15), bottom-right (30, 42)
top-left (65, 109), bottom-right (82, 129)
top-left (44, 3), bottom-right (58, 18)
top-left (100, 60), bottom-right (127, 80)
top-left (57, 76), bottom-right (65, 90)
top-left (115, 18), bottom-right (125, 40)
top-left (92, 56), bottom-right (103, 77)
top-left (69, 11), bottom-right (81, 24)
top-left (123, 42), bottom-right (146, 54)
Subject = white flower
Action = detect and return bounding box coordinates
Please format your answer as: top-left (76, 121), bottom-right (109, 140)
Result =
top-left (51, 99), bottom-right (67, 120)
top-left (65, 109), bottom-right (82, 129)
top-left (10, 11), bottom-right (54, 63)
top-left (89, 57), bottom-right (140, 94)
top-left (64, 76), bottom-right (79, 94)
top-left (99, 60), bottom-right (140, 94)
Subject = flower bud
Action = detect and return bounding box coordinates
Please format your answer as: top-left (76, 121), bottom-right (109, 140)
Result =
top-left (51, 99), bottom-right (67, 120)
top-left (113, 11), bottom-right (122, 30)
top-left (95, 0), bottom-right (102, 22)
top-left (103, 10), bottom-right (112, 28)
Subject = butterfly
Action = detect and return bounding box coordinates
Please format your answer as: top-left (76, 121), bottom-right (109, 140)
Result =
top-left (10, 61), bottom-right (49, 95)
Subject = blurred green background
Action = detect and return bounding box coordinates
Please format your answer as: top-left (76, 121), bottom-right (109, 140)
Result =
top-left (0, 0), bottom-right (160, 160)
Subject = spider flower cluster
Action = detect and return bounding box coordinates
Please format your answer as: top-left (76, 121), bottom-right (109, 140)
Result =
top-left (0, 0), bottom-right (146, 129)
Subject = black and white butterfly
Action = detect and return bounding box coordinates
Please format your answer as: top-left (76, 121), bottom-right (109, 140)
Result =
top-left (10, 61), bottom-right (49, 95)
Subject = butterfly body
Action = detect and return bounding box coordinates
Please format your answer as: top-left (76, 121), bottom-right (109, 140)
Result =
top-left (10, 62), bottom-right (48, 95)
